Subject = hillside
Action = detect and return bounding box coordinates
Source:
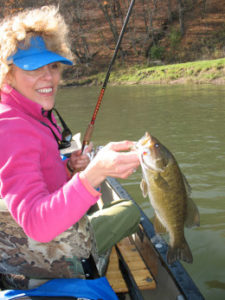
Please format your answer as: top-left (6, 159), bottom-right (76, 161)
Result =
top-left (0, 0), bottom-right (224, 81)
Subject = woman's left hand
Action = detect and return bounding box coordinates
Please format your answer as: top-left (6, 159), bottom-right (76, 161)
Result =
top-left (68, 143), bottom-right (93, 173)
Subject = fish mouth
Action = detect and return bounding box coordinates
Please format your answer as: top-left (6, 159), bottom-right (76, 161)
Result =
top-left (140, 154), bottom-right (164, 172)
top-left (135, 132), bottom-right (152, 149)
top-left (134, 132), bottom-right (163, 172)
top-left (135, 143), bottom-right (163, 172)
top-left (135, 142), bottom-right (164, 172)
top-left (134, 140), bottom-right (150, 152)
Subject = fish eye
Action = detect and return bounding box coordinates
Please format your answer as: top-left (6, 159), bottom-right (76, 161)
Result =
top-left (155, 143), bottom-right (159, 148)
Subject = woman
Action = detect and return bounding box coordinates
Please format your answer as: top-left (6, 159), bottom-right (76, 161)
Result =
top-left (0, 6), bottom-right (140, 289)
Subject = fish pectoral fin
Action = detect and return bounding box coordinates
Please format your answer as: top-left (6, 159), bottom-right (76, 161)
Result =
top-left (154, 173), bottom-right (169, 189)
top-left (154, 214), bottom-right (167, 234)
top-left (140, 179), bottom-right (148, 198)
top-left (185, 197), bottom-right (200, 228)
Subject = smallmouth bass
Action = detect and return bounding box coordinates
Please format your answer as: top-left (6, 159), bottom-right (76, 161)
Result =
top-left (136, 132), bottom-right (200, 264)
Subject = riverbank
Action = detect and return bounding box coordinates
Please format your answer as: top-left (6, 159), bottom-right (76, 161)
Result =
top-left (61, 57), bottom-right (225, 87)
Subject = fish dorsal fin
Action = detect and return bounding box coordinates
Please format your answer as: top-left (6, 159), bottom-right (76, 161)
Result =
top-left (154, 214), bottom-right (167, 234)
top-left (140, 179), bottom-right (148, 198)
top-left (185, 197), bottom-right (200, 228)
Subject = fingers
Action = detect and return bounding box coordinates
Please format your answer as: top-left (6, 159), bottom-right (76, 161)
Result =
top-left (94, 144), bottom-right (140, 179)
top-left (110, 164), bottom-right (137, 179)
top-left (71, 149), bottom-right (82, 158)
top-left (70, 140), bottom-right (139, 184)
top-left (115, 151), bottom-right (140, 164)
top-left (83, 142), bottom-right (93, 154)
top-left (109, 156), bottom-right (139, 178)
top-left (75, 156), bottom-right (89, 167)
top-left (80, 140), bottom-right (140, 187)
top-left (107, 140), bottom-right (135, 152)
top-left (69, 148), bottom-right (91, 172)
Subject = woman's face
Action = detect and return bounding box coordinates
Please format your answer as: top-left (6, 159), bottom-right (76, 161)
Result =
top-left (8, 63), bottom-right (61, 110)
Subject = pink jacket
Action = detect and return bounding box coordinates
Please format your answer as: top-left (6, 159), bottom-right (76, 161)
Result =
top-left (0, 85), bottom-right (100, 242)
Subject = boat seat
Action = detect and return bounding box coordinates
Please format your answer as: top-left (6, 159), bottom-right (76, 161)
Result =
top-left (106, 236), bottom-right (156, 293)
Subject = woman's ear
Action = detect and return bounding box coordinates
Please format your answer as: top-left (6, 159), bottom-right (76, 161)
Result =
top-left (4, 68), bottom-right (14, 87)
top-left (1, 82), bottom-right (13, 94)
top-left (2, 67), bottom-right (15, 93)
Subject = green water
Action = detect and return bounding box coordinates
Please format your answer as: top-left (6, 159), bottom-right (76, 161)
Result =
top-left (57, 84), bottom-right (225, 300)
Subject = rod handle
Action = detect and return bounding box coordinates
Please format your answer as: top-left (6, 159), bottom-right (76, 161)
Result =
top-left (82, 123), bottom-right (94, 152)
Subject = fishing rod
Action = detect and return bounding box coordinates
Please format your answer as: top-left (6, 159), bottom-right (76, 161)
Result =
top-left (81, 0), bottom-right (136, 152)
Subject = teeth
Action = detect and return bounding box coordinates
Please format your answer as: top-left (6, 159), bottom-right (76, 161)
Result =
top-left (38, 88), bottom-right (53, 93)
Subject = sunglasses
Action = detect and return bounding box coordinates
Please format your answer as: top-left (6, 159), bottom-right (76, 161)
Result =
top-left (40, 108), bottom-right (72, 150)
top-left (53, 108), bottom-right (72, 149)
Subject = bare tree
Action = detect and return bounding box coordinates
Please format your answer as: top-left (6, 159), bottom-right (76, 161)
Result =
top-left (95, 0), bottom-right (131, 62)
top-left (95, 0), bottom-right (119, 44)
top-left (202, 0), bottom-right (207, 13)
top-left (177, 0), bottom-right (185, 35)
top-left (167, 0), bottom-right (173, 23)
top-left (61, 0), bottom-right (96, 65)
top-left (140, 0), bottom-right (159, 58)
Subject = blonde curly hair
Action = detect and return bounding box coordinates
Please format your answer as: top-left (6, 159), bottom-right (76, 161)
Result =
top-left (0, 5), bottom-right (74, 89)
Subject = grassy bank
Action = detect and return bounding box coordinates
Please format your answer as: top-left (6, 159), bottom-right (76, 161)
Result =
top-left (61, 58), bottom-right (225, 87)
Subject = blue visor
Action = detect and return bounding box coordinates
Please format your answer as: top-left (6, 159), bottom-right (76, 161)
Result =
top-left (7, 36), bottom-right (73, 70)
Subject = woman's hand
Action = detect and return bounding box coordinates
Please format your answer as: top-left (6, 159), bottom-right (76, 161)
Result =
top-left (67, 143), bottom-right (93, 173)
top-left (80, 141), bottom-right (140, 188)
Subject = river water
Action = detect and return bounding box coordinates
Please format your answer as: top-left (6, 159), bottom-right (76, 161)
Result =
top-left (56, 84), bottom-right (225, 300)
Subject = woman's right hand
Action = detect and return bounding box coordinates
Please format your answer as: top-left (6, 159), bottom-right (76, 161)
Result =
top-left (80, 141), bottom-right (140, 188)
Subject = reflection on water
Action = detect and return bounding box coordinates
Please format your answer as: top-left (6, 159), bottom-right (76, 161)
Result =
top-left (57, 84), bottom-right (225, 300)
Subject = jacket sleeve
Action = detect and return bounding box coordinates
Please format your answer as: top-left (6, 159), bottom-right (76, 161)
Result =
top-left (0, 120), bottom-right (100, 243)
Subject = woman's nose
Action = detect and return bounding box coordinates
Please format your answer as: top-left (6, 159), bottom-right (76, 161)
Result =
top-left (41, 65), bottom-right (53, 79)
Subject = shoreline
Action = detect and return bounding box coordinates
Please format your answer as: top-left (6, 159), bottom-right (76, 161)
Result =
top-left (60, 57), bottom-right (225, 87)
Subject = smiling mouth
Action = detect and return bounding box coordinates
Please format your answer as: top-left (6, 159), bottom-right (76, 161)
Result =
top-left (37, 88), bottom-right (53, 94)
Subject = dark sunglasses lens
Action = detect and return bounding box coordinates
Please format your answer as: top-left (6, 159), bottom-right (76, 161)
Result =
top-left (62, 129), bottom-right (72, 142)
top-left (59, 140), bottom-right (71, 149)
top-left (53, 108), bottom-right (72, 149)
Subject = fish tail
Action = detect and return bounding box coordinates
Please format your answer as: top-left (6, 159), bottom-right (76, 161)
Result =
top-left (167, 239), bottom-right (193, 265)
